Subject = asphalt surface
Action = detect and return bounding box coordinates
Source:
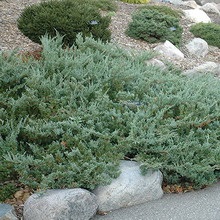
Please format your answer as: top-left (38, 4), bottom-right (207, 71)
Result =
top-left (92, 181), bottom-right (220, 220)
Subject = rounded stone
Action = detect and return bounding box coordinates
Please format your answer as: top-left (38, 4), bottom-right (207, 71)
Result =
top-left (23, 188), bottom-right (98, 220)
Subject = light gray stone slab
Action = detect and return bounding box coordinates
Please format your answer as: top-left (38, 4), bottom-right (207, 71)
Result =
top-left (182, 61), bottom-right (220, 77)
top-left (181, 1), bottom-right (200, 9)
top-left (145, 58), bottom-right (167, 70)
top-left (154, 40), bottom-right (184, 60)
top-left (201, 0), bottom-right (220, 5)
top-left (201, 3), bottom-right (220, 14)
top-left (183, 9), bottom-right (211, 23)
top-left (186, 38), bottom-right (209, 57)
top-left (93, 160), bottom-right (163, 212)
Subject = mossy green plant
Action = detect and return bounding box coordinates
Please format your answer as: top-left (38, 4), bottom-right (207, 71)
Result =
top-left (190, 22), bottom-right (220, 48)
top-left (0, 183), bottom-right (17, 202)
top-left (126, 9), bottom-right (183, 45)
top-left (83, 0), bottom-right (118, 12)
top-left (17, 0), bottom-right (111, 47)
top-left (139, 4), bottom-right (183, 18)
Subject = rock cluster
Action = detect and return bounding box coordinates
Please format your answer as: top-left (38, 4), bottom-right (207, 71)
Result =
top-left (152, 37), bottom-right (220, 77)
top-left (150, 0), bottom-right (220, 77)
top-left (2, 161), bottom-right (162, 220)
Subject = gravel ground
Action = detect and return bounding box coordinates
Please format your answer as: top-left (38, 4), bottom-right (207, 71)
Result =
top-left (109, 1), bottom-right (220, 69)
top-left (0, 0), bottom-right (220, 70)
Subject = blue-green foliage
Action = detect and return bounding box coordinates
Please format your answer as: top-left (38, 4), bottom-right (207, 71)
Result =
top-left (0, 35), bottom-right (220, 197)
top-left (126, 8), bottom-right (183, 45)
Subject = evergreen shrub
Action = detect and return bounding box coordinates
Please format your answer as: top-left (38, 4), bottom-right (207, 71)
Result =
top-left (0, 34), bottom-right (220, 199)
top-left (139, 4), bottom-right (182, 18)
top-left (121, 0), bottom-right (150, 4)
top-left (190, 22), bottom-right (220, 48)
top-left (126, 9), bottom-right (183, 45)
top-left (87, 0), bottom-right (118, 11)
top-left (17, 0), bottom-right (111, 47)
top-left (0, 183), bottom-right (17, 202)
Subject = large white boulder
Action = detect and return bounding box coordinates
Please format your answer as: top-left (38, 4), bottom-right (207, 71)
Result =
top-left (165, 0), bottom-right (183, 5)
top-left (190, 0), bottom-right (220, 5)
top-left (182, 62), bottom-right (220, 77)
top-left (150, 0), bottom-right (182, 4)
top-left (145, 58), bottom-right (167, 70)
top-left (186, 38), bottom-right (209, 57)
top-left (183, 9), bottom-right (211, 23)
top-left (93, 160), bottom-right (163, 212)
top-left (23, 188), bottom-right (98, 220)
top-left (181, 0), bottom-right (201, 9)
top-left (200, 0), bottom-right (220, 5)
top-left (154, 40), bottom-right (185, 60)
top-left (201, 3), bottom-right (220, 14)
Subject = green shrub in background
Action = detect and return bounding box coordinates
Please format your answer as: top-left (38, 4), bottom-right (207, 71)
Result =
top-left (0, 34), bottom-right (220, 199)
top-left (88, 0), bottom-right (118, 11)
top-left (17, 0), bottom-right (111, 47)
top-left (190, 22), bottom-right (220, 48)
top-left (121, 0), bottom-right (150, 4)
top-left (126, 9), bottom-right (183, 45)
top-left (139, 4), bottom-right (182, 18)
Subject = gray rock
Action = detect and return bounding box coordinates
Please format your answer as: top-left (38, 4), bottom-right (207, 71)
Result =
top-left (23, 188), bottom-right (98, 220)
top-left (194, 0), bottom-right (203, 5)
top-left (150, 0), bottom-right (182, 4)
top-left (183, 9), bottom-right (211, 23)
top-left (154, 40), bottom-right (185, 60)
top-left (165, 0), bottom-right (183, 5)
top-left (181, 0), bottom-right (200, 8)
top-left (201, 0), bottom-right (220, 5)
top-left (0, 46), bottom-right (8, 51)
top-left (186, 38), bottom-right (209, 57)
top-left (182, 61), bottom-right (220, 77)
top-left (190, 0), bottom-right (220, 5)
top-left (93, 160), bottom-right (163, 212)
top-left (201, 3), bottom-right (220, 14)
top-left (0, 204), bottom-right (17, 220)
top-left (146, 58), bottom-right (167, 70)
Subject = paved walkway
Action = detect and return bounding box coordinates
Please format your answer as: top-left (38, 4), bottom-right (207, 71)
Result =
top-left (92, 182), bottom-right (220, 220)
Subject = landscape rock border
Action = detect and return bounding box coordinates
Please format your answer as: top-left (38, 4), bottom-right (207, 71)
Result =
top-left (23, 189), bottom-right (98, 220)
top-left (21, 161), bottom-right (163, 220)
top-left (93, 160), bottom-right (163, 212)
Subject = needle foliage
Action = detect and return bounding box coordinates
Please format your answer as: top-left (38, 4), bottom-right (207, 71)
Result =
top-left (0, 34), bottom-right (220, 200)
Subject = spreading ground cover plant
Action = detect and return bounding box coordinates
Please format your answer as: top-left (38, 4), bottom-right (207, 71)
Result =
top-left (0, 34), bottom-right (220, 201)
top-left (190, 22), bottom-right (220, 48)
top-left (126, 8), bottom-right (183, 45)
top-left (17, 0), bottom-right (111, 47)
